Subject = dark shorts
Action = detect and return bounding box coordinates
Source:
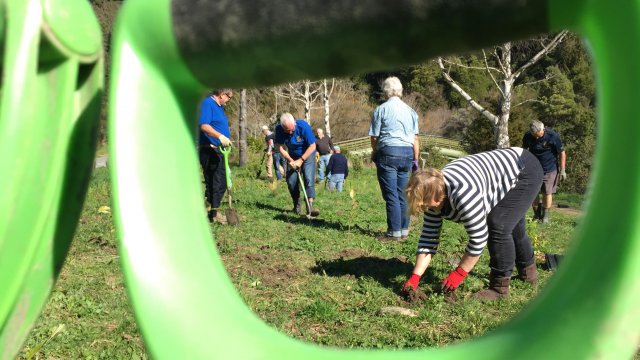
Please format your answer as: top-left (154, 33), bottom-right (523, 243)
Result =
top-left (541, 170), bottom-right (559, 194)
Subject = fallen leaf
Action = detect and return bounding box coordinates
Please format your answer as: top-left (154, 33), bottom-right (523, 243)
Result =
top-left (98, 206), bottom-right (111, 214)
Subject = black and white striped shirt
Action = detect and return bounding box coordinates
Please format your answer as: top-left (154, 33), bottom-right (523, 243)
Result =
top-left (418, 147), bottom-right (525, 256)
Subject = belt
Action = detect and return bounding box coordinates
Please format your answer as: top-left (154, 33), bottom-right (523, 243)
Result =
top-left (199, 144), bottom-right (219, 151)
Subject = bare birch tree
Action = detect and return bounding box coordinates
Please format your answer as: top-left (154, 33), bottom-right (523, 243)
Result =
top-left (276, 80), bottom-right (323, 123)
top-left (322, 78), bottom-right (335, 137)
top-left (238, 89), bottom-right (247, 166)
top-left (438, 31), bottom-right (568, 148)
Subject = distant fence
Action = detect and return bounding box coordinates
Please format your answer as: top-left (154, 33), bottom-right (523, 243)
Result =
top-left (335, 134), bottom-right (466, 159)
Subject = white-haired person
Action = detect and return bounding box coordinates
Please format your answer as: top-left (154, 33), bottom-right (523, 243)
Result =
top-left (275, 113), bottom-right (319, 215)
top-left (402, 147), bottom-right (543, 300)
top-left (369, 76), bottom-right (420, 241)
top-left (522, 120), bottom-right (567, 223)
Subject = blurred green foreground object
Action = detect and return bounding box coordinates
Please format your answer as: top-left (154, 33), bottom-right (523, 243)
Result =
top-left (0, 0), bottom-right (103, 357)
top-left (1, 0), bottom-right (640, 359)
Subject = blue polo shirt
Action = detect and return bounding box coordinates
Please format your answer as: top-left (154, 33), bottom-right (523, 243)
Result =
top-left (275, 120), bottom-right (316, 159)
top-left (522, 128), bottom-right (564, 173)
top-left (198, 96), bottom-right (230, 147)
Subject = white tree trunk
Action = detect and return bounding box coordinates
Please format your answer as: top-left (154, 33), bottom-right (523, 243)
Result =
top-left (238, 89), bottom-right (248, 166)
top-left (323, 79), bottom-right (331, 137)
top-left (304, 81), bottom-right (311, 123)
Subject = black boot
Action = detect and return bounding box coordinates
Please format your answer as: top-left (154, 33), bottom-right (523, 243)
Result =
top-left (292, 198), bottom-right (302, 214)
top-left (542, 208), bottom-right (550, 224)
top-left (534, 204), bottom-right (543, 221)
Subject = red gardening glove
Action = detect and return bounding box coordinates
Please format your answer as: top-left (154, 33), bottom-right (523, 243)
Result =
top-left (402, 273), bottom-right (421, 292)
top-left (441, 267), bottom-right (468, 291)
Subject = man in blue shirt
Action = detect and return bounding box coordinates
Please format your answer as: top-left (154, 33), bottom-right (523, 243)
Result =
top-left (522, 120), bottom-right (567, 224)
top-left (275, 113), bottom-right (319, 215)
top-left (199, 89), bottom-right (233, 223)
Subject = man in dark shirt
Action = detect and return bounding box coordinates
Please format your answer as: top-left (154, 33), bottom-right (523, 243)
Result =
top-left (314, 128), bottom-right (334, 183)
top-left (522, 120), bottom-right (567, 224)
top-left (326, 146), bottom-right (348, 192)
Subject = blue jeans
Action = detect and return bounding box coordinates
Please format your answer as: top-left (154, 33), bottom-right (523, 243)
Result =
top-left (375, 146), bottom-right (413, 237)
top-left (328, 173), bottom-right (345, 192)
top-left (273, 152), bottom-right (285, 180)
top-left (317, 154), bottom-right (331, 181)
top-left (286, 154), bottom-right (316, 206)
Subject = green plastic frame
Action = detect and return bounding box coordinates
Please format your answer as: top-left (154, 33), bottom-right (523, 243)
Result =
top-left (1, 0), bottom-right (639, 358)
top-left (107, 0), bottom-right (640, 358)
top-left (0, 0), bottom-right (103, 356)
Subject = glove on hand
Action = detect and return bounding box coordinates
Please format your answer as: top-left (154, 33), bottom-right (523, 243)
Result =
top-left (290, 158), bottom-right (304, 170)
top-left (402, 273), bottom-right (422, 292)
top-left (411, 160), bottom-right (419, 173)
top-left (441, 267), bottom-right (468, 291)
top-left (218, 135), bottom-right (231, 147)
top-left (560, 169), bottom-right (567, 182)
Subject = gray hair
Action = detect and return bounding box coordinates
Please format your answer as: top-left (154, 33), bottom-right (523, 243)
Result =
top-left (280, 112), bottom-right (295, 126)
top-left (317, 128), bottom-right (324, 134)
top-left (382, 76), bottom-right (403, 98)
top-left (530, 120), bottom-right (545, 134)
top-left (210, 88), bottom-right (233, 97)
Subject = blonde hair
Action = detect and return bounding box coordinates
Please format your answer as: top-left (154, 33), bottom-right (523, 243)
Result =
top-left (406, 168), bottom-right (446, 215)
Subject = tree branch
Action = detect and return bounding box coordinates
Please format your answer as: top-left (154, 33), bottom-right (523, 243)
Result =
top-left (512, 30), bottom-right (568, 80)
top-left (437, 57), bottom-right (498, 125)
top-left (483, 49), bottom-right (506, 98)
top-left (513, 98), bottom-right (547, 108)
top-left (440, 57), bottom-right (501, 72)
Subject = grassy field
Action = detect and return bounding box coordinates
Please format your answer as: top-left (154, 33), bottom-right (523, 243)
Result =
top-left (19, 153), bottom-right (586, 358)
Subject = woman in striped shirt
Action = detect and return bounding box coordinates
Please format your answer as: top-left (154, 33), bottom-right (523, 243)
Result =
top-left (402, 147), bottom-right (543, 300)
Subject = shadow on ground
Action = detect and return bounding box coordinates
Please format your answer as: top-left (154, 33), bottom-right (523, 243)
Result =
top-left (311, 255), bottom-right (439, 290)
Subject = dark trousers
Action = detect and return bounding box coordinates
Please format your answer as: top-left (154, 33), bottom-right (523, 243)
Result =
top-left (199, 147), bottom-right (227, 217)
top-left (486, 150), bottom-right (543, 277)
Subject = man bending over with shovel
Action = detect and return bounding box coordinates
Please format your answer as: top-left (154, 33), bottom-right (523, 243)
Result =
top-left (275, 113), bottom-right (320, 217)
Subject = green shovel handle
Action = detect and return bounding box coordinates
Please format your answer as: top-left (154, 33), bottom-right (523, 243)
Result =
top-left (220, 146), bottom-right (232, 189)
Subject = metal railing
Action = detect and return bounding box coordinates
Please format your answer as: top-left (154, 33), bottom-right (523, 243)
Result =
top-left (335, 134), bottom-right (466, 159)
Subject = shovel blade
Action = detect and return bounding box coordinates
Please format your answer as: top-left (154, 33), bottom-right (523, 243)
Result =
top-left (226, 208), bottom-right (240, 226)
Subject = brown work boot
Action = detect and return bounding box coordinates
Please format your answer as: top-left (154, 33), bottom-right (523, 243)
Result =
top-left (474, 275), bottom-right (510, 301)
top-left (516, 263), bottom-right (538, 285)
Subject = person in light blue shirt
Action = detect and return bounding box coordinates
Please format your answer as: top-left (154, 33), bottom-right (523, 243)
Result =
top-left (369, 77), bottom-right (420, 241)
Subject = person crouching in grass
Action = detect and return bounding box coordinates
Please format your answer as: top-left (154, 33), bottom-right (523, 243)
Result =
top-left (402, 147), bottom-right (543, 300)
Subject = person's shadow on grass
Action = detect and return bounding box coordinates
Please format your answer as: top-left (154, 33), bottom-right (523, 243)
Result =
top-left (253, 201), bottom-right (370, 232)
top-left (311, 256), bottom-right (439, 291)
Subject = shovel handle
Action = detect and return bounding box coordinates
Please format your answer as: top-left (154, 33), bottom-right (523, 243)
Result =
top-left (220, 146), bottom-right (232, 188)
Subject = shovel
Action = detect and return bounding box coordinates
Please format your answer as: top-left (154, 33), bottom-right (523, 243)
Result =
top-left (220, 146), bottom-right (240, 226)
top-left (255, 151), bottom-right (267, 179)
top-left (296, 169), bottom-right (320, 219)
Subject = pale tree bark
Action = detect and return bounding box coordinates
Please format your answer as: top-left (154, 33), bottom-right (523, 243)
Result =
top-left (275, 80), bottom-right (323, 123)
top-left (322, 78), bottom-right (335, 137)
top-left (238, 89), bottom-right (247, 166)
top-left (438, 31), bottom-right (568, 148)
